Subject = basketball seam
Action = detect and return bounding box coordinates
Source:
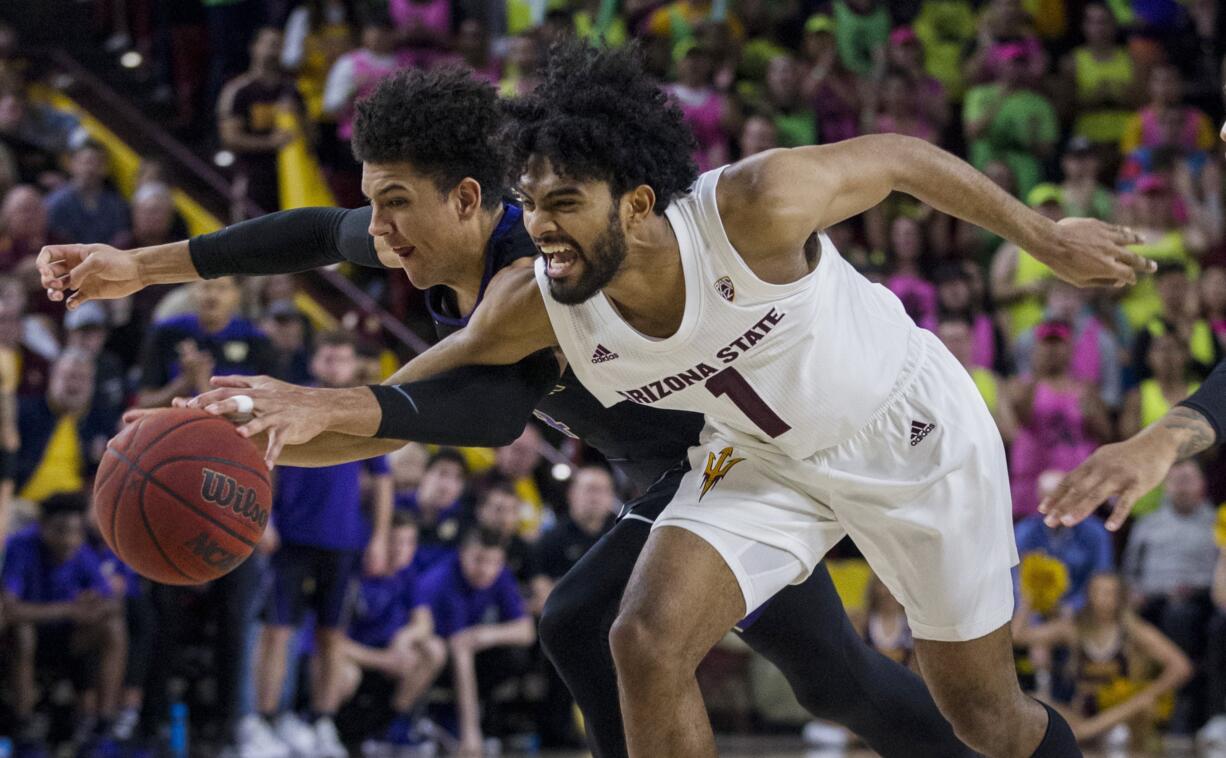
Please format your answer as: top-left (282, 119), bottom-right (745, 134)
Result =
top-left (101, 415), bottom-right (146, 555)
top-left (136, 463), bottom-right (201, 583)
top-left (129, 414), bottom-right (220, 467)
top-left (109, 447), bottom-right (259, 550)
top-left (146, 454), bottom-right (270, 488)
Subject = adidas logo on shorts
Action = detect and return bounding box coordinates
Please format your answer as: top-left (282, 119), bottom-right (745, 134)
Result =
top-left (591, 344), bottom-right (620, 364)
top-left (910, 420), bottom-right (936, 446)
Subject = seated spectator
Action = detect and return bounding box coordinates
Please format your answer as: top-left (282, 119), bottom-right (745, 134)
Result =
top-left (530, 465), bottom-right (616, 614)
top-left (830, 0), bottom-right (890, 76)
top-left (1059, 137), bottom-right (1116, 221)
top-left (1013, 571), bottom-right (1192, 748)
top-left (1117, 110), bottom-right (1214, 197)
top-left (1015, 471), bottom-right (1115, 612)
top-left (860, 575), bottom-right (914, 671)
top-left (1123, 460), bottom-right (1220, 735)
top-left (16, 348), bottom-right (121, 504)
top-left (2, 493), bottom-right (126, 753)
top-left (666, 42), bottom-right (732, 172)
top-left (253, 331), bottom-right (392, 758)
top-left (1120, 64), bottom-right (1217, 155)
top-left (937, 314), bottom-right (1017, 442)
top-left (137, 276), bottom-right (277, 408)
top-left (261, 299), bottom-right (313, 384)
top-left (885, 216), bottom-right (937, 331)
top-left (736, 112), bottom-right (778, 158)
top-left (991, 184), bottom-right (1062, 339)
top-left (798, 15), bottom-right (860, 146)
top-left (217, 27), bottom-right (304, 214)
top-left (911, 0), bottom-right (977, 100)
top-left (1130, 261), bottom-right (1221, 381)
top-left (1013, 279), bottom-right (1122, 409)
top-left (963, 42), bottom-right (1058, 197)
top-left (759, 55), bottom-right (815, 147)
top-left (398, 448), bottom-right (468, 571)
top-left (0, 277), bottom-right (50, 398)
top-left (480, 425), bottom-right (555, 539)
top-left (862, 67), bottom-right (940, 143)
top-left (44, 141), bottom-right (131, 248)
top-left (470, 483), bottom-right (535, 584)
top-left (1060, 3), bottom-right (1139, 148)
top-left (420, 528), bottom-right (535, 756)
top-left (341, 512), bottom-right (446, 753)
top-left (1007, 320), bottom-right (1112, 519)
top-left (498, 34), bottom-right (543, 98)
top-left (884, 26), bottom-right (949, 133)
top-left (62, 301), bottom-right (127, 417)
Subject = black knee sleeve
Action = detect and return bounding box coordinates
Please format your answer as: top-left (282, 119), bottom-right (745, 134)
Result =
top-left (1031, 701), bottom-right (1081, 758)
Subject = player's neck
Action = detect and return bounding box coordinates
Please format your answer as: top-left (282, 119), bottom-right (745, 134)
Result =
top-left (448, 204), bottom-right (507, 317)
top-left (603, 212), bottom-right (686, 339)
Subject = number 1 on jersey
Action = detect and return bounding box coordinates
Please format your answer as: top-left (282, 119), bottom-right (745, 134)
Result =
top-left (705, 367), bottom-right (791, 438)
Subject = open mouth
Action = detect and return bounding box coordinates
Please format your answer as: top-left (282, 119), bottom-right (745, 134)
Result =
top-left (392, 245), bottom-right (415, 260)
top-left (539, 243), bottom-right (579, 279)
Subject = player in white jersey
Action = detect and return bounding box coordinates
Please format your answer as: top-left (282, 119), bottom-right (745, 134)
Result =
top-left (157, 42), bottom-right (1151, 757)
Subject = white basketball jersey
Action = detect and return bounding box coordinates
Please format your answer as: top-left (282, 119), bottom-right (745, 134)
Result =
top-left (535, 167), bottom-right (921, 459)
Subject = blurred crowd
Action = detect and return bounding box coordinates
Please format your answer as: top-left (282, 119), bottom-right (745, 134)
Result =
top-left (1, 0), bottom-right (1226, 754)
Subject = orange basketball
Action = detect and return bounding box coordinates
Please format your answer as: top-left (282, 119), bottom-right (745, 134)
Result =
top-left (93, 408), bottom-right (270, 585)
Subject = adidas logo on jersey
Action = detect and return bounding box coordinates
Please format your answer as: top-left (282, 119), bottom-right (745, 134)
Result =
top-left (591, 344), bottom-right (620, 364)
top-left (910, 420), bottom-right (936, 446)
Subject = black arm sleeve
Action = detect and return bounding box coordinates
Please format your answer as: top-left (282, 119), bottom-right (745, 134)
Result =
top-left (1178, 358), bottom-right (1225, 448)
top-left (188, 206), bottom-right (382, 278)
top-left (367, 350), bottom-right (560, 447)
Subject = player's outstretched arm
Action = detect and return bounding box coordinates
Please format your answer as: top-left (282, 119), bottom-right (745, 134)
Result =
top-left (39, 206), bottom-right (388, 309)
top-left (718, 136), bottom-right (1154, 288)
top-left (1039, 359), bottom-right (1223, 531)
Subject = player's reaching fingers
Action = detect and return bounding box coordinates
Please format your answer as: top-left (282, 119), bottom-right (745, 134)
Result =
top-left (1109, 224), bottom-right (1145, 247)
top-left (1113, 246), bottom-right (1152, 275)
top-left (208, 375), bottom-right (258, 389)
top-left (121, 408), bottom-right (161, 425)
top-left (186, 387), bottom-right (252, 408)
top-left (263, 426), bottom-right (283, 470)
top-left (1106, 487), bottom-right (1143, 532)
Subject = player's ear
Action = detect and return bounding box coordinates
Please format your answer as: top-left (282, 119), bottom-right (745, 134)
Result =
top-left (626, 184), bottom-right (656, 223)
top-left (453, 177), bottom-right (483, 219)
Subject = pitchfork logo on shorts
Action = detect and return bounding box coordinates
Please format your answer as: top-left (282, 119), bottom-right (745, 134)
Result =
top-left (200, 468), bottom-right (269, 528)
top-left (700, 446), bottom-right (745, 500)
top-left (714, 276), bottom-right (735, 302)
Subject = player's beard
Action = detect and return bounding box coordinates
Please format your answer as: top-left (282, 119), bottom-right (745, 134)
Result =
top-left (549, 205), bottom-right (628, 305)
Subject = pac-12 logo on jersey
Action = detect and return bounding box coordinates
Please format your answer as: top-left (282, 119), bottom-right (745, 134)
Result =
top-left (714, 276), bottom-right (735, 302)
top-left (699, 446), bottom-right (745, 500)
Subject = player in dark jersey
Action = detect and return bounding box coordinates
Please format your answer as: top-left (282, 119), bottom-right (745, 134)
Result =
top-left (39, 67), bottom-right (972, 757)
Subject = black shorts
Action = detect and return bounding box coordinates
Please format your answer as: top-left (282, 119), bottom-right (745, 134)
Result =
top-left (35, 623), bottom-right (97, 690)
top-left (618, 463), bottom-right (688, 523)
top-left (264, 543), bottom-right (361, 629)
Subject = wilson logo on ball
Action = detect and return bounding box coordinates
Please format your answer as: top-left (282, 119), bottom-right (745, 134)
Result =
top-left (200, 468), bottom-right (269, 528)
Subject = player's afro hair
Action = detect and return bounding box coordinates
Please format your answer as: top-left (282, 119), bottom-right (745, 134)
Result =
top-left (501, 40), bottom-right (698, 213)
top-left (352, 66), bottom-right (507, 208)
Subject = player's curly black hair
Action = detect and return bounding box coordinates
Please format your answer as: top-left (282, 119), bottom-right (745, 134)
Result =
top-left (352, 66), bottom-right (507, 208)
top-left (501, 39), bottom-right (698, 213)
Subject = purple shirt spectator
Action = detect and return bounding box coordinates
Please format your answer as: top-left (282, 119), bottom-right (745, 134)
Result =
top-left (2, 526), bottom-right (112, 603)
top-left (419, 553), bottom-right (524, 638)
top-left (274, 456), bottom-right (391, 551)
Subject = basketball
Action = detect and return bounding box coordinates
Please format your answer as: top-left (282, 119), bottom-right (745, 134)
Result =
top-left (93, 408), bottom-right (271, 585)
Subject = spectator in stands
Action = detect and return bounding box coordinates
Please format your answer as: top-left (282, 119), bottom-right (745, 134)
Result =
top-left (62, 301), bottom-right (127, 421)
top-left (1203, 261), bottom-right (1226, 351)
top-left (0, 185), bottom-right (55, 276)
top-left (1059, 137), bottom-right (1115, 222)
top-left (937, 313), bottom-right (1017, 442)
top-left (498, 33), bottom-right (542, 98)
top-left (217, 27), bottom-right (304, 214)
top-left (1202, 504), bottom-right (1226, 748)
top-left (1124, 460), bottom-right (1220, 734)
top-left (398, 448), bottom-right (467, 571)
top-left (666, 42), bottom-right (732, 172)
top-left (760, 54), bottom-right (815, 147)
top-left (862, 67), bottom-right (940, 144)
top-left (991, 184), bottom-right (1062, 339)
top-left (390, 0), bottom-right (453, 56)
top-left (1131, 261), bottom-right (1222, 381)
top-left (934, 263), bottom-right (1000, 370)
top-left (2, 493), bottom-right (127, 753)
top-left (1013, 571), bottom-right (1192, 747)
top-left (0, 289), bottom-right (14, 539)
top-left (829, 0), bottom-right (889, 76)
top-left (341, 511), bottom-right (446, 753)
top-left (137, 276), bottom-right (276, 408)
top-left (0, 277), bottom-right (50, 399)
top-left (322, 17), bottom-right (403, 144)
top-left (483, 425), bottom-right (551, 539)
top-left (470, 483), bottom-right (535, 584)
top-left (251, 331), bottom-right (392, 758)
top-left (450, 19), bottom-right (499, 85)
top-left (1121, 64), bottom-right (1217, 156)
top-left (1013, 279), bottom-right (1122, 409)
top-left (1008, 320), bottom-right (1112, 519)
top-left (644, 0), bottom-right (744, 48)
top-left (15, 348), bottom-right (121, 504)
top-left (43, 141), bottom-right (130, 248)
top-left (885, 216), bottom-right (938, 331)
top-left (963, 0), bottom-right (1046, 87)
top-left (736, 112), bottom-right (778, 158)
top-left (420, 528), bottom-right (535, 756)
top-left (388, 442), bottom-right (427, 495)
top-left (1015, 471), bottom-right (1115, 612)
top-left (910, 0), bottom-right (977, 100)
top-left (260, 299), bottom-right (312, 384)
top-left (1060, 3), bottom-right (1138, 149)
top-left (963, 41), bottom-right (1058, 197)
top-left (280, 0), bottom-right (355, 123)
top-left (883, 25), bottom-right (949, 134)
top-left (861, 575), bottom-right (914, 671)
top-left (799, 15), bottom-right (860, 146)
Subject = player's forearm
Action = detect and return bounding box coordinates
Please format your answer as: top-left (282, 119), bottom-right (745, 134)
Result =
top-left (131, 240), bottom-right (202, 286)
top-left (272, 432), bottom-right (406, 468)
top-left (889, 137), bottom-right (1056, 257)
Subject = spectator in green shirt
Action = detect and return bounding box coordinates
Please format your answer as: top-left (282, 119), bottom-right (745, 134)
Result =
top-left (832, 0), bottom-right (890, 76)
top-left (963, 42), bottom-right (1058, 197)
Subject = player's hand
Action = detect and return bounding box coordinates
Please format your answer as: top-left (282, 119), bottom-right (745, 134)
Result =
top-left (1035, 218), bottom-right (1154, 289)
top-left (185, 375), bottom-right (333, 469)
top-left (37, 243), bottom-right (144, 309)
top-left (1038, 433), bottom-right (1177, 532)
